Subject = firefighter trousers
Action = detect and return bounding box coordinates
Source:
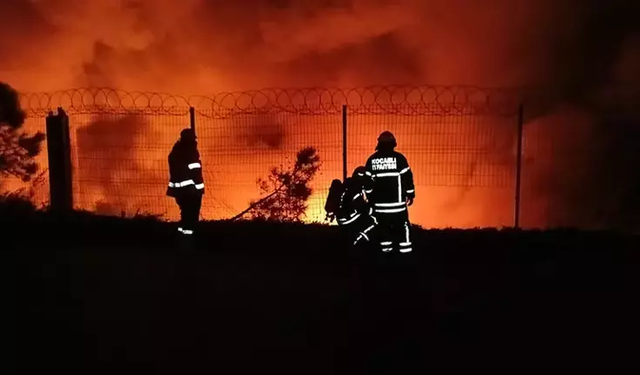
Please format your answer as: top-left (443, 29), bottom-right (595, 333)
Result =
top-left (374, 210), bottom-right (412, 253)
top-left (175, 194), bottom-right (202, 235)
top-left (340, 214), bottom-right (378, 246)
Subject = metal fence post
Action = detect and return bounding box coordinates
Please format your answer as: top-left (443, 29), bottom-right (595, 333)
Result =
top-left (514, 103), bottom-right (525, 229)
top-left (46, 107), bottom-right (73, 212)
top-left (189, 106), bottom-right (196, 134)
top-left (342, 104), bottom-right (347, 181)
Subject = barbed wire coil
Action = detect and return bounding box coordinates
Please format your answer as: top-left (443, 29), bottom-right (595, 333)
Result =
top-left (20, 85), bottom-right (525, 118)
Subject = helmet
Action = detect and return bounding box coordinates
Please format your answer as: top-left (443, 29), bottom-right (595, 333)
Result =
top-left (378, 131), bottom-right (395, 142)
top-left (376, 130), bottom-right (397, 150)
top-left (352, 166), bottom-right (366, 178)
top-left (180, 128), bottom-right (197, 141)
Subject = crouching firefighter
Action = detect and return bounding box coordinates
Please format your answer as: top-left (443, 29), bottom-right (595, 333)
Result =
top-left (364, 131), bottom-right (415, 254)
top-left (166, 128), bottom-right (205, 243)
top-left (325, 167), bottom-right (377, 247)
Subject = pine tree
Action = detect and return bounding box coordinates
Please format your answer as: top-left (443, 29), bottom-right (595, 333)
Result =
top-left (0, 82), bottom-right (45, 182)
top-left (231, 146), bottom-right (321, 222)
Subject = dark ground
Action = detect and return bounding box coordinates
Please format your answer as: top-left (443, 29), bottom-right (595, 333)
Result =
top-left (6, 204), bottom-right (640, 374)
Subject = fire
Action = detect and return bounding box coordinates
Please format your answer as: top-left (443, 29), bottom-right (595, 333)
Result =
top-left (2, 1), bottom-right (639, 230)
top-left (0, 0), bottom-right (604, 92)
top-left (7, 88), bottom-right (520, 229)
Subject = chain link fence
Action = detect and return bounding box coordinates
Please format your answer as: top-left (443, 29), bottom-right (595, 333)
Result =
top-left (8, 86), bottom-right (534, 228)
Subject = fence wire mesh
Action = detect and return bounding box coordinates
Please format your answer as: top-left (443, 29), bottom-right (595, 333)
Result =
top-left (348, 104), bottom-right (517, 228)
top-left (197, 109), bottom-right (342, 222)
top-left (12, 86), bottom-right (530, 228)
top-left (67, 111), bottom-right (188, 218)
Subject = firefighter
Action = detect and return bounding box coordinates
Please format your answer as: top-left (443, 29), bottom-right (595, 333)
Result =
top-left (325, 167), bottom-right (377, 247)
top-left (364, 131), bottom-right (415, 254)
top-left (349, 166), bottom-right (378, 246)
top-left (166, 128), bottom-right (205, 243)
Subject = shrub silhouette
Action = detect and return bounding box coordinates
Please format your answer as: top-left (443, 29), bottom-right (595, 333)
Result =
top-left (0, 82), bottom-right (45, 183)
top-left (232, 147), bottom-right (321, 222)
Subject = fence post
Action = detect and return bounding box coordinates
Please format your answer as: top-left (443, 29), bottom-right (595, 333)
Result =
top-left (342, 104), bottom-right (347, 181)
top-left (189, 106), bottom-right (196, 134)
top-left (46, 107), bottom-right (73, 213)
top-left (514, 103), bottom-right (525, 229)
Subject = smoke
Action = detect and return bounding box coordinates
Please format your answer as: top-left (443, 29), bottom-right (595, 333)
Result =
top-left (1, 0), bottom-right (634, 91)
top-left (0, 82), bottom-right (25, 128)
top-left (74, 114), bottom-right (164, 215)
top-left (1, 0), bottom-right (639, 228)
top-left (232, 114), bottom-right (285, 150)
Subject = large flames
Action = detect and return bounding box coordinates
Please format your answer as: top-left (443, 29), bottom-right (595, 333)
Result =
top-left (10, 87), bottom-right (523, 228)
top-left (2, 0), bottom-right (639, 230)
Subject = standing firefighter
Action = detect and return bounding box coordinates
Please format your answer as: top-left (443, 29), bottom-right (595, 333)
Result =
top-left (364, 131), bottom-right (415, 254)
top-left (166, 128), bottom-right (205, 242)
top-left (325, 167), bottom-right (377, 247)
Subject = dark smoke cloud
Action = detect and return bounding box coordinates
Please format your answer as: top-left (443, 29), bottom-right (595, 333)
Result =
top-left (523, 94), bottom-right (640, 231)
top-left (1, 0), bottom-right (636, 92)
top-left (0, 82), bottom-right (25, 128)
top-left (75, 114), bottom-right (162, 215)
top-left (230, 114), bottom-right (285, 150)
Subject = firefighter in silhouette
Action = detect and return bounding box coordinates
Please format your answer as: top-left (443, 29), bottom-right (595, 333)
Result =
top-left (166, 128), bottom-right (204, 244)
top-left (364, 131), bottom-right (415, 254)
top-left (325, 166), bottom-right (377, 247)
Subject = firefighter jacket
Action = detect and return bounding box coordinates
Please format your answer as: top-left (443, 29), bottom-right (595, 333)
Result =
top-left (364, 149), bottom-right (415, 214)
top-left (166, 141), bottom-right (205, 197)
top-left (336, 178), bottom-right (372, 226)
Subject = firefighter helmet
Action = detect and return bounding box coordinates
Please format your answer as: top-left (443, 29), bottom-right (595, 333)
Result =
top-left (352, 166), bottom-right (366, 178)
top-left (376, 130), bottom-right (397, 150)
top-left (180, 128), bottom-right (197, 141)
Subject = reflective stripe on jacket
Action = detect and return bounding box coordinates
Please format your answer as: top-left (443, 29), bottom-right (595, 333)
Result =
top-left (166, 141), bottom-right (204, 197)
top-left (364, 149), bottom-right (415, 214)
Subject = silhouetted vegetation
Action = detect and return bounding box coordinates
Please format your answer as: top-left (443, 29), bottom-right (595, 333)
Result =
top-left (0, 168), bottom-right (47, 206)
top-left (8, 202), bottom-right (640, 373)
top-left (94, 199), bottom-right (166, 221)
top-left (0, 82), bottom-right (45, 182)
top-left (0, 190), bottom-right (37, 214)
top-left (232, 146), bottom-right (321, 222)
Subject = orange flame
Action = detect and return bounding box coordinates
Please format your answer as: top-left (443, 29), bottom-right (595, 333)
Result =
top-left (2, 1), bottom-right (639, 229)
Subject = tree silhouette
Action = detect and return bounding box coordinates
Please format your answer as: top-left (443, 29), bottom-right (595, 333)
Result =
top-left (0, 82), bottom-right (45, 182)
top-left (231, 147), bottom-right (321, 222)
